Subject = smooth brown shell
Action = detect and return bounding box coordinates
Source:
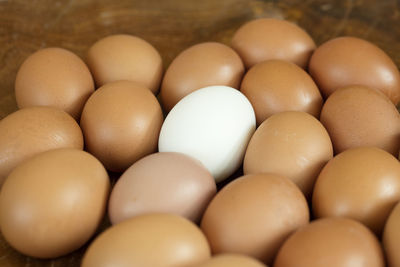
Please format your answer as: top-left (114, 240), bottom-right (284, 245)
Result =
top-left (15, 47), bottom-right (94, 120)
top-left (313, 147), bottom-right (400, 235)
top-left (160, 42), bottom-right (244, 112)
top-left (244, 111), bottom-right (333, 197)
top-left (80, 80), bottom-right (163, 172)
top-left (320, 85), bottom-right (400, 156)
top-left (87, 34), bottom-right (163, 93)
top-left (231, 18), bottom-right (316, 69)
top-left (383, 202), bottom-right (400, 267)
top-left (108, 152), bottom-right (216, 224)
top-left (0, 148), bottom-right (110, 259)
top-left (200, 173), bottom-right (309, 265)
top-left (309, 36), bottom-right (400, 104)
top-left (240, 60), bottom-right (323, 125)
top-left (82, 213), bottom-right (211, 267)
top-left (0, 106), bottom-right (83, 186)
top-left (274, 218), bottom-right (385, 267)
top-left (191, 254), bottom-right (267, 267)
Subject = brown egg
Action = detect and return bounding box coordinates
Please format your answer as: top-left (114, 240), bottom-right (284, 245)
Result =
top-left (109, 152), bottom-right (216, 224)
top-left (309, 36), bottom-right (400, 104)
top-left (320, 85), bottom-right (400, 155)
top-left (312, 147), bottom-right (400, 235)
top-left (274, 218), bottom-right (385, 267)
top-left (240, 60), bottom-right (323, 125)
top-left (82, 213), bottom-right (211, 267)
top-left (80, 81), bottom-right (163, 172)
top-left (87, 34), bottom-right (163, 93)
top-left (200, 173), bottom-right (309, 264)
top-left (383, 202), bottom-right (400, 267)
top-left (231, 18), bottom-right (316, 69)
top-left (0, 107), bottom-right (83, 186)
top-left (191, 254), bottom-right (267, 267)
top-left (244, 111), bottom-right (333, 197)
top-left (160, 42), bottom-right (244, 112)
top-left (0, 148), bottom-right (110, 258)
top-left (15, 47), bottom-right (94, 120)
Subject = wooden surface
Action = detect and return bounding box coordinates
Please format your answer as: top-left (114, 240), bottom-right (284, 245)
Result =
top-left (1, 0), bottom-right (400, 266)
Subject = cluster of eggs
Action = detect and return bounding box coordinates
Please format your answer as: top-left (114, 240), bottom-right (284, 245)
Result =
top-left (0, 18), bottom-right (400, 267)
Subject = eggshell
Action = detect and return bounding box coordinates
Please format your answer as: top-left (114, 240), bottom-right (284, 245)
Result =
top-left (108, 152), bottom-right (216, 224)
top-left (80, 81), bottom-right (163, 172)
top-left (82, 213), bottom-right (211, 267)
top-left (0, 106), bottom-right (83, 186)
top-left (200, 173), bottom-right (309, 264)
top-left (158, 85), bottom-right (255, 182)
top-left (312, 147), bottom-right (400, 235)
top-left (87, 34), bottom-right (163, 93)
top-left (0, 148), bottom-right (110, 259)
top-left (240, 60), bottom-right (322, 125)
top-left (191, 254), bottom-right (266, 267)
top-left (15, 47), bottom-right (94, 120)
top-left (383, 202), bottom-right (400, 267)
top-left (160, 42), bottom-right (244, 112)
top-left (309, 36), bottom-right (400, 104)
top-left (274, 218), bottom-right (385, 267)
top-left (231, 18), bottom-right (316, 69)
top-left (244, 111), bottom-right (332, 197)
top-left (320, 85), bottom-right (400, 155)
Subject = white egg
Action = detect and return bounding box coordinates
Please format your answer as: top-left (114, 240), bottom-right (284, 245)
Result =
top-left (158, 86), bottom-right (256, 182)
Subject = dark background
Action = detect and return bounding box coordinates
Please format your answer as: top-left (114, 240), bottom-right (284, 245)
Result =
top-left (0, 0), bottom-right (399, 266)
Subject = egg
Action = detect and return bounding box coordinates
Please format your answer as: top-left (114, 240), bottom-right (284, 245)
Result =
top-left (87, 34), bottom-right (163, 93)
top-left (0, 106), bottom-right (83, 186)
top-left (244, 111), bottom-right (333, 197)
top-left (160, 42), bottom-right (244, 112)
top-left (0, 148), bottom-right (110, 258)
top-left (200, 173), bottom-right (309, 264)
top-left (312, 147), bottom-right (400, 235)
top-left (191, 254), bottom-right (267, 267)
top-left (383, 202), bottom-right (400, 267)
top-left (320, 85), bottom-right (400, 155)
top-left (80, 80), bottom-right (163, 172)
top-left (82, 213), bottom-right (211, 267)
top-left (15, 47), bottom-right (94, 120)
top-left (309, 36), bottom-right (400, 104)
top-left (231, 18), bottom-right (316, 69)
top-left (274, 218), bottom-right (385, 267)
top-left (241, 59), bottom-right (323, 125)
top-left (15, 48), bottom-right (94, 120)
top-left (158, 85), bottom-right (255, 182)
top-left (108, 152), bottom-right (216, 224)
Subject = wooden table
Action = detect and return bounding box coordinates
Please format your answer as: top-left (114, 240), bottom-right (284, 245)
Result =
top-left (0, 0), bottom-right (399, 266)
